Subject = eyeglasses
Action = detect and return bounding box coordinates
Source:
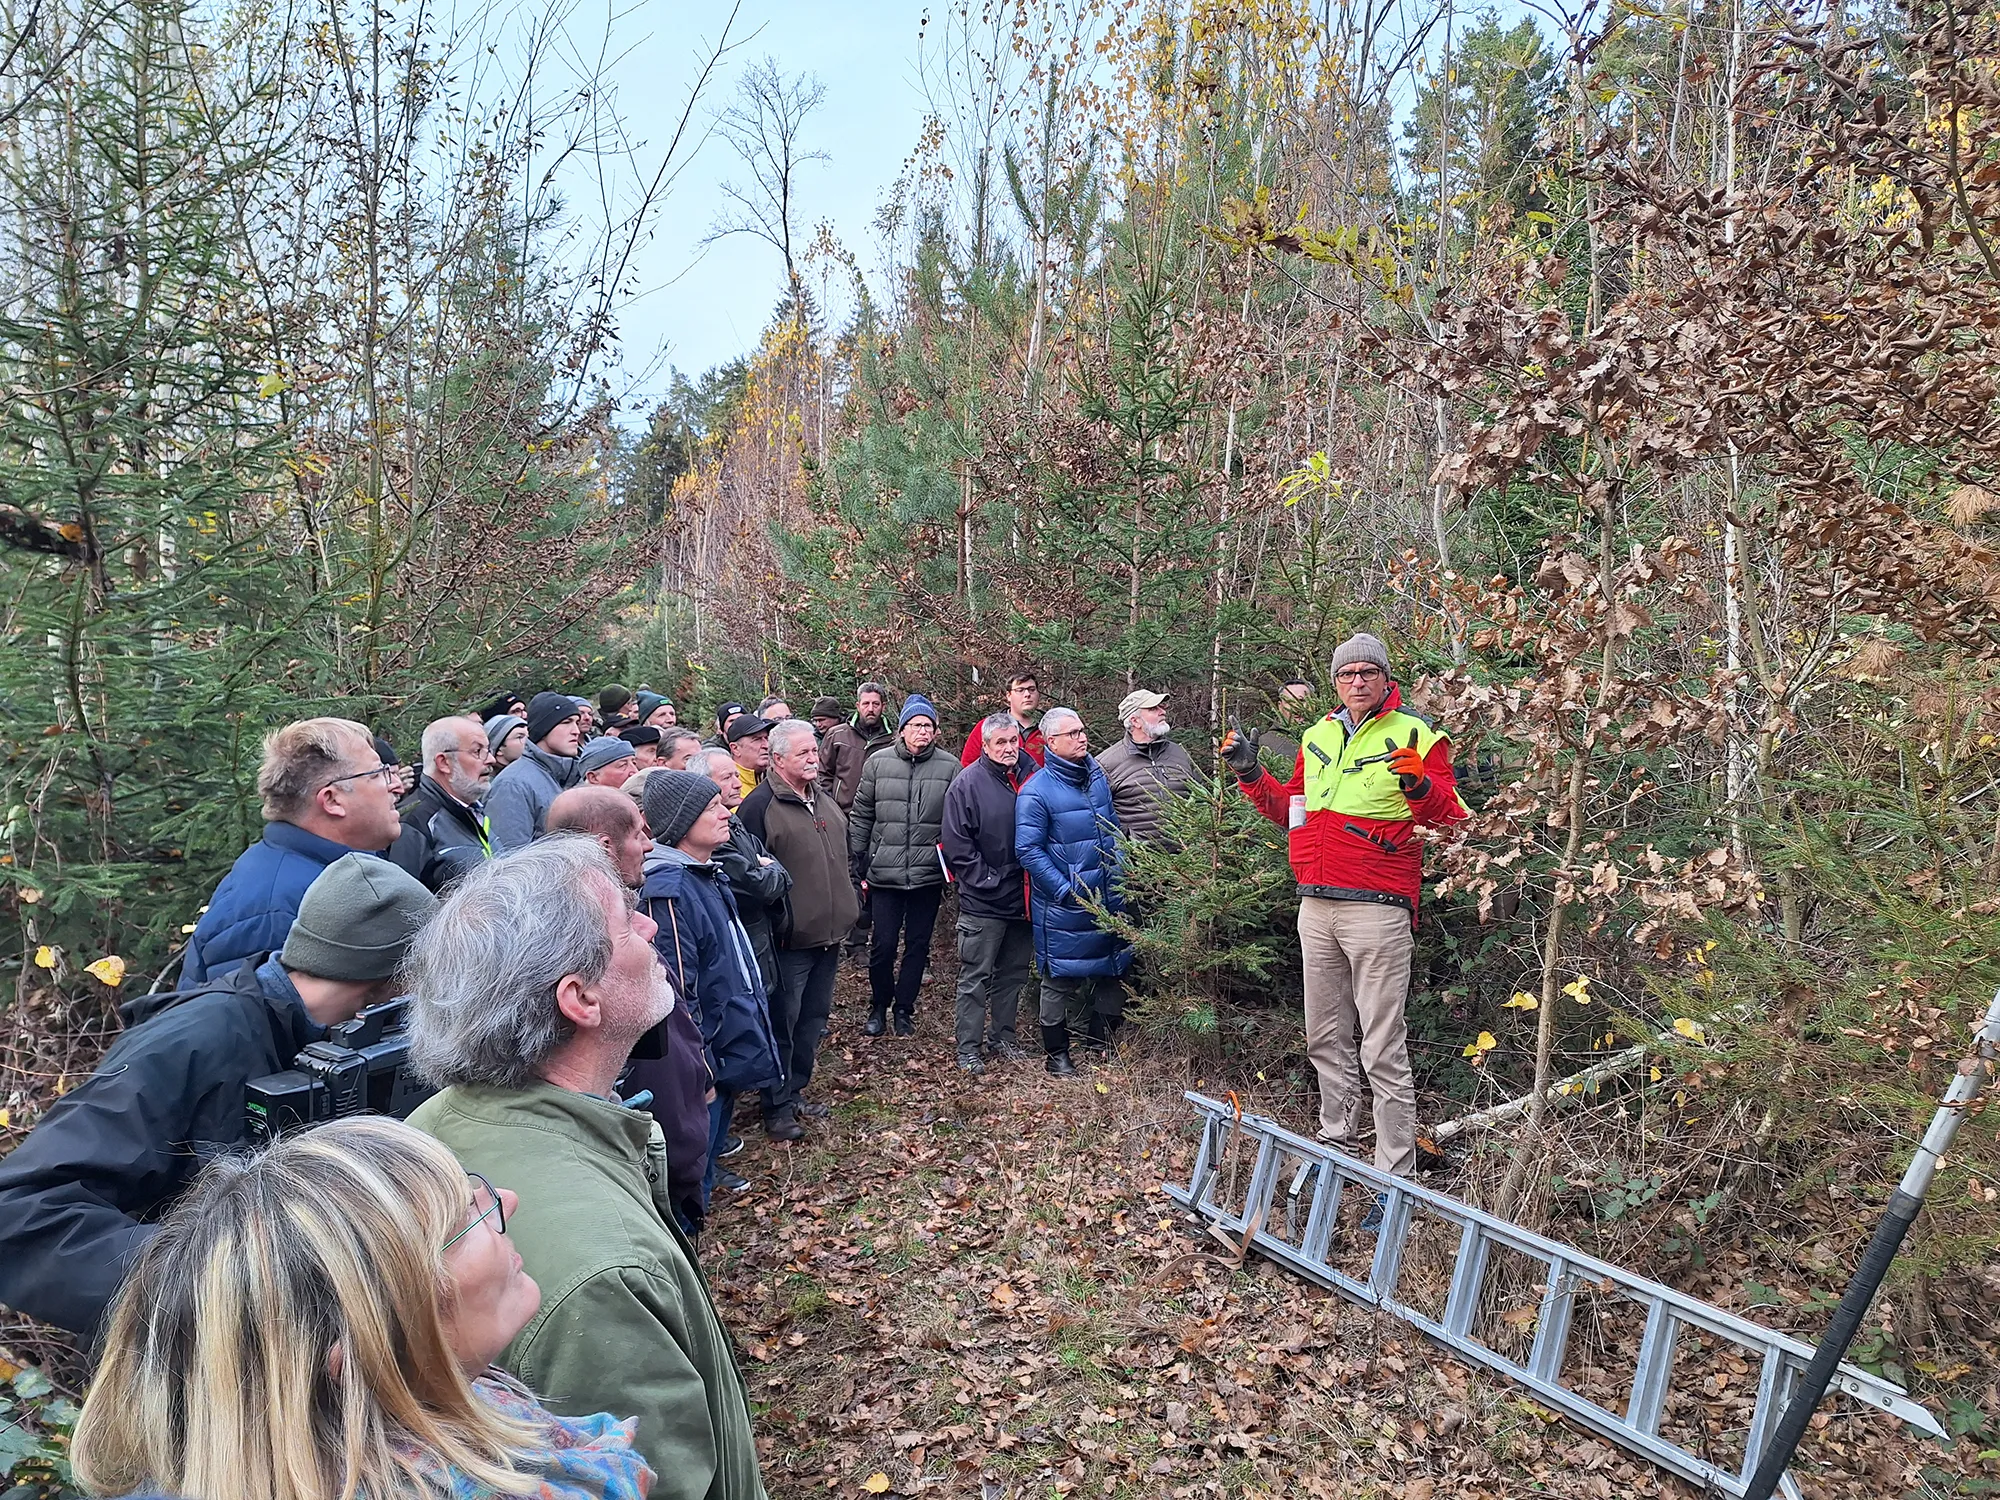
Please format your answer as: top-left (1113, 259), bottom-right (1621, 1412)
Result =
top-left (320, 763), bottom-right (399, 793)
top-left (442, 1172), bottom-right (505, 1251)
top-left (1049, 728), bottom-right (1088, 741)
top-left (1334, 668), bottom-right (1385, 683)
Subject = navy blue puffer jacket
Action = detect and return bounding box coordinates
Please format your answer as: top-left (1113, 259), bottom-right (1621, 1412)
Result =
top-left (638, 851), bottom-right (783, 1095)
top-left (1014, 752), bottom-right (1132, 979)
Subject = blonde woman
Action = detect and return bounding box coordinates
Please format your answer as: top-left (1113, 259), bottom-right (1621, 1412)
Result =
top-left (71, 1117), bottom-right (654, 1500)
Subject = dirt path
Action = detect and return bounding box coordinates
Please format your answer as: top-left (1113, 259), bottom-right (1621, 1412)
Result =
top-left (700, 957), bottom-right (1721, 1499)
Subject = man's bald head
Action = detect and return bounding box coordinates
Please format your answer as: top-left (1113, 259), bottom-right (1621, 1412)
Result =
top-left (547, 785), bottom-right (654, 887)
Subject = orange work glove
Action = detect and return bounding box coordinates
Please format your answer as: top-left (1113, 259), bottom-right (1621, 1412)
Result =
top-left (1385, 731), bottom-right (1431, 800)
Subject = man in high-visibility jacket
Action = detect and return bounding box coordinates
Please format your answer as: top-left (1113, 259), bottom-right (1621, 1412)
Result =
top-left (1224, 633), bottom-right (1468, 1181)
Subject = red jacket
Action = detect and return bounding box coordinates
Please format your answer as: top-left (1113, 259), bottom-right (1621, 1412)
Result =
top-left (1238, 685), bottom-right (1467, 920)
top-left (959, 719), bottom-right (1046, 770)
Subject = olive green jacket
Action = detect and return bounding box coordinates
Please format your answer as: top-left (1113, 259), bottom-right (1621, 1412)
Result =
top-left (409, 1082), bottom-right (766, 1500)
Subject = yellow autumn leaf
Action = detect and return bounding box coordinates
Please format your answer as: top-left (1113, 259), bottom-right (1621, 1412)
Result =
top-left (0, 1107), bottom-right (9, 1128)
top-left (258, 371), bottom-right (289, 398)
top-left (1095, 1081), bottom-right (1108, 1094)
top-left (85, 955), bottom-right (127, 987)
top-left (1503, 991), bottom-right (1539, 1010)
top-left (1462, 1031), bottom-right (1498, 1059)
top-left (1649, 1065), bottom-right (1663, 1082)
top-left (34, 945), bottom-right (57, 969)
top-left (862, 1475), bottom-right (891, 1494)
top-left (1561, 975), bottom-right (1592, 1004)
top-left (1673, 1017), bottom-right (1707, 1044)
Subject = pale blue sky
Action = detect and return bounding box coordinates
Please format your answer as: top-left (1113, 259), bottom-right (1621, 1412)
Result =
top-left (601, 0), bottom-right (932, 405)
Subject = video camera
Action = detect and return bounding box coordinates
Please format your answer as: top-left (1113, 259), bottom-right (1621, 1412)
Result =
top-left (244, 996), bottom-right (435, 1142)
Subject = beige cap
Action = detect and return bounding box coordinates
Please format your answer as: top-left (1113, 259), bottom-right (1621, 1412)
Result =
top-left (1117, 689), bottom-right (1168, 721)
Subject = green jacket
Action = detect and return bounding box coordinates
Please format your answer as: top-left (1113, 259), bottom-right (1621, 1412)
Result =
top-left (408, 1083), bottom-right (766, 1500)
top-left (849, 741), bottom-right (956, 889)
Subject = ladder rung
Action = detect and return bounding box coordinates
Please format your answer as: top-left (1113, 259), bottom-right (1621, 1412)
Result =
top-left (1528, 1257), bottom-right (1575, 1384)
top-left (1628, 1298), bottom-right (1676, 1437)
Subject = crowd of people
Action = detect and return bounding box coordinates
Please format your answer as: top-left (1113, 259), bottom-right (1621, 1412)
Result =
top-left (0, 636), bottom-right (1468, 1500)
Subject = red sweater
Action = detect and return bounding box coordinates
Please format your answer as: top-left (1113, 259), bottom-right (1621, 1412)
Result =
top-left (959, 719), bottom-right (1046, 770)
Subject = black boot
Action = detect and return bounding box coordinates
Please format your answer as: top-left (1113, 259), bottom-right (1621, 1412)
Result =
top-left (1082, 1010), bottom-right (1110, 1059)
top-left (1041, 1023), bottom-right (1078, 1077)
top-left (863, 1005), bottom-right (887, 1037)
top-left (892, 1006), bottom-right (915, 1037)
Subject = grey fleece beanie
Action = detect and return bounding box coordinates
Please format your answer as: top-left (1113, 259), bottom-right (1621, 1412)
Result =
top-left (281, 853), bottom-right (439, 982)
top-left (643, 769), bottom-right (723, 847)
top-left (484, 713), bottom-right (524, 754)
top-left (1329, 632), bottom-right (1391, 680)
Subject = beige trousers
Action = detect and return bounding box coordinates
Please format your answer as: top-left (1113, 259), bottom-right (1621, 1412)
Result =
top-left (1297, 896), bottom-right (1417, 1177)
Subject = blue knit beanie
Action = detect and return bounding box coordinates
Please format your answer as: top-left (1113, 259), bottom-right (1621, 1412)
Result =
top-left (898, 693), bottom-right (939, 731)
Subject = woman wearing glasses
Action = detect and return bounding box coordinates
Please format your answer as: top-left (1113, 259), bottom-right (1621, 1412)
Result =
top-left (72, 1117), bottom-right (654, 1500)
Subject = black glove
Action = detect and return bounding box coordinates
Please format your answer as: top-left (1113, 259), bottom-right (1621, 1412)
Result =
top-left (1221, 715), bottom-right (1262, 781)
top-left (849, 851), bottom-right (869, 884)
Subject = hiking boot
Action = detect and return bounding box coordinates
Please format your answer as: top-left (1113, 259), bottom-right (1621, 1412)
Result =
top-left (716, 1134), bottom-right (745, 1160)
top-left (763, 1112), bottom-right (805, 1143)
top-left (862, 1006), bottom-right (888, 1037)
top-left (796, 1099), bottom-right (831, 1120)
top-left (1359, 1194), bottom-right (1386, 1234)
top-left (892, 1008), bottom-right (915, 1036)
top-left (1045, 1051), bottom-right (1079, 1077)
top-left (957, 1047), bottom-right (986, 1074)
top-left (715, 1168), bottom-right (753, 1194)
top-left (988, 1038), bottom-right (1029, 1061)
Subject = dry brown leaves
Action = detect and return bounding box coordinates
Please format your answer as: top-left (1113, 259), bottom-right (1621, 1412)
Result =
top-left (696, 962), bottom-right (1968, 1498)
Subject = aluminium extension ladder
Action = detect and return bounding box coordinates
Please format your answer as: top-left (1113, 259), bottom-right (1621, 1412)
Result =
top-left (1161, 1092), bottom-right (1945, 1499)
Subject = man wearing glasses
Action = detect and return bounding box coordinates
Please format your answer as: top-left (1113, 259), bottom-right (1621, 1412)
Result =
top-left (1223, 633), bottom-right (1469, 1198)
top-left (387, 715), bottom-right (497, 892)
top-left (179, 717), bottom-right (406, 989)
top-left (1015, 708), bottom-right (1131, 1075)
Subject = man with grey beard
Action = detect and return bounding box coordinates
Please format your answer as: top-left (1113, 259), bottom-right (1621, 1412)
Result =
top-left (406, 837), bottom-right (765, 1498)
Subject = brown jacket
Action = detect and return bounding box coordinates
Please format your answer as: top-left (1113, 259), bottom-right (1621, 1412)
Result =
top-left (738, 774), bottom-right (860, 948)
top-left (1096, 734), bottom-right (1201, 846)
top-left (818, 717), bottom-right (893, 808)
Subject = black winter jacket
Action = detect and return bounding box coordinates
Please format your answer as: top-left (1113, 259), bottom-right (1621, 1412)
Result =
top-left (0, 956), bottom-right (323, 1339)
top-left (385, 775), bottom-right (492, 891)
top-left (849, 741), bottom-right (956, 889)
top-left (712, 816), bottom-right (791, 994)
top-left (940, 754), bottom-right (1028, 920)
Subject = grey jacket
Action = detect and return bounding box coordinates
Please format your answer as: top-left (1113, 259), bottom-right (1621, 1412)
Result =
top-left (1096, 734), bottom-right (1200, 846)
top-left (484, 742), bottom-right (581, 851)
top-left (849, 741), bottom-right (956, 889)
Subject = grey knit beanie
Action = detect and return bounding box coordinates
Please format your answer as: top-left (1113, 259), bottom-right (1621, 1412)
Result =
top-left (1329, 632), bottom-right (1391, 680)
top-left (280, 854), bottom-right (439, 982)
top-left (484, 713), bottom-right (524, 754)
top-left (578, 736), bottom-right (636, 775)
top-left (643, 769), bottom-right (723, 847)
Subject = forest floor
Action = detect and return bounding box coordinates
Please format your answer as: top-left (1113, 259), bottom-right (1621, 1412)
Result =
top-left (704, 952), bottom-right (1984, 1500)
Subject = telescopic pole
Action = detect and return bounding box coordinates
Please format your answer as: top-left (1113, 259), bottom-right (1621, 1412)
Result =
top-left (1742, 987), bottom-right (2000, 1500)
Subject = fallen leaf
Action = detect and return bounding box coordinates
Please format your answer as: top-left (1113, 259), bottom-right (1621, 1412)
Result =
top-left (34, 945), bottom-right (56, 969)
top-left (1503, 990), bottom-right (1538, 1010)
top-left (1673, 1017), bottom-right (1707, 1044)
top-left (1562, 975), bottom-right (1592, 1004)
top-left (18, 887), bottom-right (39, 904)
top-left (86, 954), bottom-right (127, 987)
top-left (990, 1281), bottom-right (1018, 1309)
top-left (862, 1474), bottom-right (891, 1494)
